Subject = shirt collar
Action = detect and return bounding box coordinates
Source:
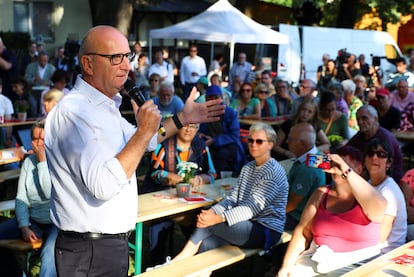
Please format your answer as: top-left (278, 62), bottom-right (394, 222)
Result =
top-left (296, 145), bottom-right (318, 163)
top-left (75, 75), bottom-right (117, 108)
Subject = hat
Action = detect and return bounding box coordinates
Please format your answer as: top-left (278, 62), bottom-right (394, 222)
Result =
top-left (197, 76), bottom-right (208, 86)
top-left (205, 85), bottom-right (222, 97)
top-left (376, 88), bottom-right (390, 97)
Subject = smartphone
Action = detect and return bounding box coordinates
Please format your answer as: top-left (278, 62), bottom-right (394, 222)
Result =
top-left (306, 154), bottom-right (331, 169)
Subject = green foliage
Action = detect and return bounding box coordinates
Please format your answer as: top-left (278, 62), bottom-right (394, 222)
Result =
top-left (287, 0), bottom-right (414, 29)
top-left (177, 162), bottom-right (198, 183)
top-left (260, 0), bottom-right (293, 8)
top-left (14, 100), bottom-right (30, 113)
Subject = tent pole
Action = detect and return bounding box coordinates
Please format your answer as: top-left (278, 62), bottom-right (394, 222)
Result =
top-left (149, 37), bottom-right (152, 63)
top-left (230, 40), bottom-right (235, 77)
top-left (210, 42), bottom-right (214, 69)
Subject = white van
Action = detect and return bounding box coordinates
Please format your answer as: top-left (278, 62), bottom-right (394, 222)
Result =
top-left (273, 24), bottom-right (403, 86)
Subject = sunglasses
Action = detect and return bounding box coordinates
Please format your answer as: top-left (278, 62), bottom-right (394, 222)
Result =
top-left (241, 89), bottom-right (252, 92)
top-left (366, 150), bottom-right (388, 159)
top-left (258, 90), bottom-right (268, 94)
top-left (247, 138), bottom-right (271, 145)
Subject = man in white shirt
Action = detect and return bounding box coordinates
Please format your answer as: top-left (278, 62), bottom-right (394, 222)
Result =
top-left (148, 48), bottom-right (174, 83)
top-left (24, 51), bottom-right (56, 86)
top-left (44, 25), bottom-right (224, 277)
top-left (229, 52), bottom-right (253, 85)
top-left (0, 77), bottom-right (13, 148)
top-left (180, 45), bottom-right (207, 100)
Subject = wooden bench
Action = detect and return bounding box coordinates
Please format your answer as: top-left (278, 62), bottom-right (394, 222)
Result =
top-left (138, 231), bottom-right (292, 276)
top-left (0, 199), bottom-right (43, 272)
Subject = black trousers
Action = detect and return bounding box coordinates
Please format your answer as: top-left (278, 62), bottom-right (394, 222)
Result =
top-left (55, 231), bottom-right (130, 277)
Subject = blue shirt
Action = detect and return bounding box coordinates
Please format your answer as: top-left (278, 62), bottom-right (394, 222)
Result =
top-left (153, 95), bottom-right (184, 118)
top-left (16, 155), bottom-right (52, 227)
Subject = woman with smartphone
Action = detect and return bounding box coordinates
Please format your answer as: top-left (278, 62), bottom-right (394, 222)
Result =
top-left (278, 145), bottom-right (386, 276)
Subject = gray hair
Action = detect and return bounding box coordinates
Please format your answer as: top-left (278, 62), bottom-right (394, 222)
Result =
top-left (159, 81), bottom-right (174, 94)
top-left (358, 104), bottom-right (378, 118)
top-left (249, 122), bottom-right (277, 144)
top-left (342, 79), bottom-right (356, 92)
top-left (353, 74), bottom-right (366, 84)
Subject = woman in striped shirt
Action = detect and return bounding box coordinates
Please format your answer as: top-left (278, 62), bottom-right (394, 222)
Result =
top-left (172, 122), bottom-right (289, 261)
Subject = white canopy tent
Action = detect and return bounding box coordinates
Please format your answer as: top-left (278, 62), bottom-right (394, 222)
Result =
top-left (149, 0), bottom-right (289, 65)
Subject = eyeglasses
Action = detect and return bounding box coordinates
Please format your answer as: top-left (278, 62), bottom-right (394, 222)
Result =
top-left (366, 150), bottom-right (388, 159)
top-left (258, 90), bottom-right (268, 94)
top-left (247, 138), bottom-right (271, 145)
top-left (149, 79), bottom-right (159, 82)
top-left (184, 124), bottom-right (198, 130)
top-left (85, 52), bottom-right (135, 65)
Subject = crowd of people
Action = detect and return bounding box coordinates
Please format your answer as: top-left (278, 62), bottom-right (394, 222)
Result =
top-left (1, 26), bottom-right (414, 277)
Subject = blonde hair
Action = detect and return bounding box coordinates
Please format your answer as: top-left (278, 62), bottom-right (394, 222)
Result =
top-left (43, 88), bottom-right (64, 103)
top-left (254, 83), bottom-right (268, 95)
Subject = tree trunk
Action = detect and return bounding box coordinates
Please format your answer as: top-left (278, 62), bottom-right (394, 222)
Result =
top-left (336, 0), bottom-right (358, 28)
top-left (88, 0), bottom-right (133, 36)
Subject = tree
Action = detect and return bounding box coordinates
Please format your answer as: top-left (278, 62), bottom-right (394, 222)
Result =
top-left (290, 0), bottom-right (414, 30)
top-left (88, 0), bottom-right (133, 35)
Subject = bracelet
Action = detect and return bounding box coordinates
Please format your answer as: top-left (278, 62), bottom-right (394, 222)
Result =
top-left (172, 114), bottom-right (183, 129)
top-left (221, 213), bottom-right (226, 222)
top-left (341, 167), bottom-right (352, 179)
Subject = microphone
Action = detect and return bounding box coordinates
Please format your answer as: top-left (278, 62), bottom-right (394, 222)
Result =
top-left (123, 79), bottom-right (166, 136)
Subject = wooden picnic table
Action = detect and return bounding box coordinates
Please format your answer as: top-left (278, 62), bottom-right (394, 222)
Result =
top-left (343, 240), bottom-right (414, 276)
top-left (132, 177), bottom-right (238, 275)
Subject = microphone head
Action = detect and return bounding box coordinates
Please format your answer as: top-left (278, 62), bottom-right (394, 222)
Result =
top-left (124, 79), bottom-right (146, 106)
top-left (123, 79), bottom-right (136, 93)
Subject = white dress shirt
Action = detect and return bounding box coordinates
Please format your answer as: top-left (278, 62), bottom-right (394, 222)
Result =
top-left (45, 76), bottom-right (151, 234)
top-left (148, 61), bottom-right (174, 83)
top-left (179, 55), bottom-right (207, 85)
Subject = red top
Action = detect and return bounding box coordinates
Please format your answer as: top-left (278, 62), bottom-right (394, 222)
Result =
top-left (312, 186), bottom-right (381, 252)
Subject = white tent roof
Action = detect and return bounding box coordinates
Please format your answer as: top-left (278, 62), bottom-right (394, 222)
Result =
top-left (149, 0), bottom-right (289, 62)
top-left (150, 0), bottom-right (288, 44)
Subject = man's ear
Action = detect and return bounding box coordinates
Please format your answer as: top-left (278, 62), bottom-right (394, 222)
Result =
top-left (81, 55), bottom-right (93, 75)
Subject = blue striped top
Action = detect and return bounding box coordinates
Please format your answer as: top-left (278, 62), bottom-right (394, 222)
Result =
top-left (212, 158), bottom-right (289, 233)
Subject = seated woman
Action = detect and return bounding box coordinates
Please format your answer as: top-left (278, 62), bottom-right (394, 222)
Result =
top-left (273, 99), bottom-right (330, 160)
top-left (278, 146), bottom-right (387, 276)
top-left (0, 122), bottom-right (57, 277)
top-left (255, 83), bottom-right (277, 118)
top-left (43, 88), bottom-right (64, 116)
top-left (229, 82), bottom-right (260, 120)
top-left (364, 138), bottom-right (407, 253)
top-left (142, 123), bottom-right (217, 266)
top-left (318, 91), bottom-right (349, 150)
top-left (165, 123), bottom-right (288, 269)
top-left (143, 123), bottom-right (216, 193)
